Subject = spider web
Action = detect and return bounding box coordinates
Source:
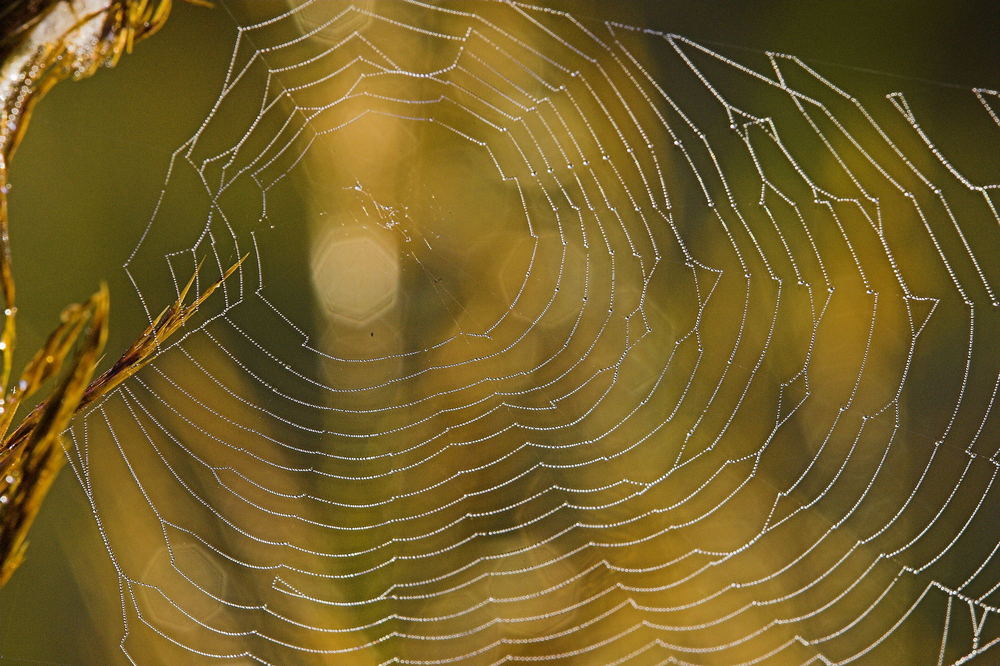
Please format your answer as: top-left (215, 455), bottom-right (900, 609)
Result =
top-left (60, 1), bottom-right (1000, 663)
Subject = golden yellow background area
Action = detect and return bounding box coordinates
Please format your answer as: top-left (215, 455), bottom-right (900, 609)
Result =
top-left (0, 1), bottom-right (998, 664)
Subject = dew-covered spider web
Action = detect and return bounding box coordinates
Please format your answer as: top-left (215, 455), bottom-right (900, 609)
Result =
top-left (59, 1), bottom-right (1000, 663)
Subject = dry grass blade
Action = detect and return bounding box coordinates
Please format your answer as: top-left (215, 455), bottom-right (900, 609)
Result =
top-left (0, 285), bottom-right (107, 586)
top-left (0, 256), bottom-right (243, 587)
top-left (80, 256), bottom-right (247, 407)
top-left (0, 0), bottom-right (216, 587)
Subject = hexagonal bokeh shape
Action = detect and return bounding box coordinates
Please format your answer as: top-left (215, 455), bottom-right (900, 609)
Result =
top-left (311, 230), bottom-right (400, 325)
top-left (499, 231), bottom-right (589, 327)
top-left (292, 0), bottom-right (374, 44)
top-left (138, 541), bottom-right (229, 632)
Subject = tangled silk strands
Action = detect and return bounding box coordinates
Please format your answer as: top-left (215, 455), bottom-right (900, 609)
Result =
top-left (52, 1), bottom-right (1000, 664)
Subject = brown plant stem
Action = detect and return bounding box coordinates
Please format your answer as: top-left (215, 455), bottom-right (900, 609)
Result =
top-left (0, 0), bottom-right (217, 587)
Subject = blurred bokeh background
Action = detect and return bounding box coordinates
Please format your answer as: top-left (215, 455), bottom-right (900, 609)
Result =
top-left (0, 1), bottom-right (998, 663)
